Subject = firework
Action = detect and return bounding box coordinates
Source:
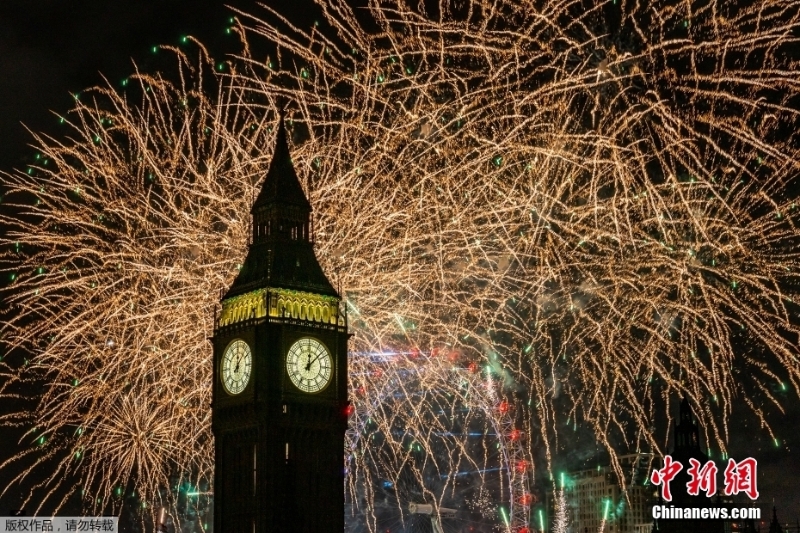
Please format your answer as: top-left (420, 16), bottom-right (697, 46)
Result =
top-left (0, 44), bottom-right (268, 514)
top-left (235, 0), bottom-right (800, 476)
top-left (0, 0), bottom-right (799, 530)
top-left (552, 488), bottom-right (568, 533)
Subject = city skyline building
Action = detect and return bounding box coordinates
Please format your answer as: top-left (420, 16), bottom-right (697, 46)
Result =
top-left (546, 453), bottom-right (657, 533)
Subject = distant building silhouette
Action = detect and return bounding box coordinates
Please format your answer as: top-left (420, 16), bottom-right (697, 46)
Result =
top-left (769, 507), bottom-right (784, 533)
top-left (652, 398), bottom-right (734, 533)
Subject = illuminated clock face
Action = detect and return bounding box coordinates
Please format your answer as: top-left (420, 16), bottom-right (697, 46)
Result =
top-left (286, 338), bottom-right (332, 393)
top-left (221, 339), bottom-right (252, 395)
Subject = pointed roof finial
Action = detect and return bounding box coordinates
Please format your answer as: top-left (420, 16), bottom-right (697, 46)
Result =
top-left (770, 507), bottom-right (784, 533)
top-left (679, 395), bottom-right (694, 421)
top-left (251, 103), bottom-right (312, 212)
top-left (223, 100), bottom-right (337, 299)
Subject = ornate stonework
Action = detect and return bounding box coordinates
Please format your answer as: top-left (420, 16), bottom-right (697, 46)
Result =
top-left (269, 288), bottom-right (341, 325)
top-left (218, 289), bottom-right (268, 327)
top-left (218, 288), bottom-right (341, 327)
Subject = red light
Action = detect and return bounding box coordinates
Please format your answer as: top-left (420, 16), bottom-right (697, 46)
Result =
top-left (372, 369), bottom-right (383, 378)
top-left (498, 400), bottom-right (509, 413)
top-left (411, 348), bottom-right (421, 358)
top-left (517, 528), bottom-right (530, 533)
top-left (468, 362), bottom-right (478, 373)
top-left (516, 460), bottom-right (527, 473)
top-left (344, 405), bottom-right (355, 417)
top-left (519, 493), bottom-right (533, 505)
top-left (509, 429), bottom-right (521, 441)
top-left (447, 350), bottom-right (459, 361)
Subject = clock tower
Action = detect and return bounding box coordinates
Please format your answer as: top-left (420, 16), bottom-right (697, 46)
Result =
top-left (211, 114), bottom-right (349, 533)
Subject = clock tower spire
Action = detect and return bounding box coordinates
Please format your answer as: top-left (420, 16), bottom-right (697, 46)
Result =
top-left (224, 112), bottom-right (337, 300)
top-left (212, 111), bottom-right (349, 533)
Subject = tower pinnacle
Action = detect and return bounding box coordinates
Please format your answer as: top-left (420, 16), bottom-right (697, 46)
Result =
top-left (223, 112), bottom-right (337, 299)
top-left (252, 112), bottom-right (312, 213)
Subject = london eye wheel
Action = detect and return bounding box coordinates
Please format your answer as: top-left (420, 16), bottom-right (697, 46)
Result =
top-left (345, 348), bottom-right (532, 533)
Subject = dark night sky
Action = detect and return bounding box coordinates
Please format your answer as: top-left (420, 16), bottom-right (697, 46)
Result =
top-left (0, 0), bottom-right (318, 174)
top-left (0, 0), bottom-right (799, 529)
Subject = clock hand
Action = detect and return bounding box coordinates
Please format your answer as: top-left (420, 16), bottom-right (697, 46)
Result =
top-left (305, 352), bottom-right (325, 371)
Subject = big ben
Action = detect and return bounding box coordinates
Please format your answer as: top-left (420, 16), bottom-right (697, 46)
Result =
top-left (211, 113), bottom-right (349, 533)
